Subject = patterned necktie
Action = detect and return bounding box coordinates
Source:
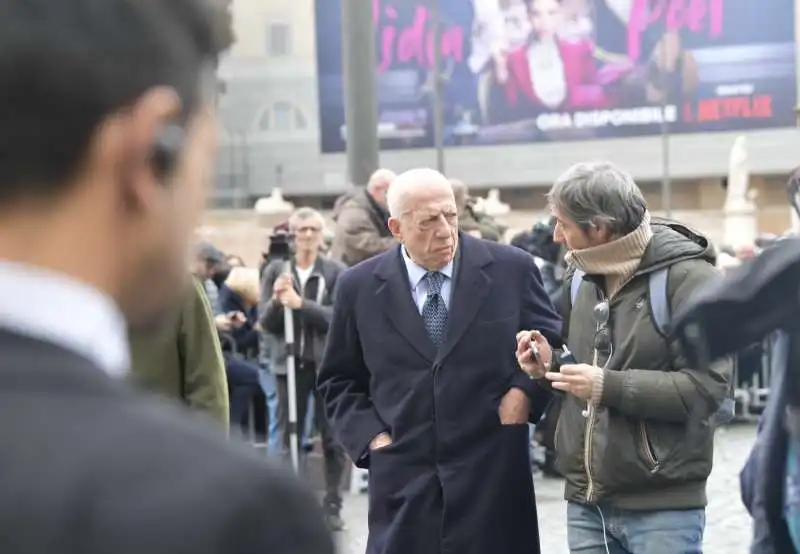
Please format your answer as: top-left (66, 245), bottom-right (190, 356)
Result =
top-left (421, 271), bottom-right (448, 347)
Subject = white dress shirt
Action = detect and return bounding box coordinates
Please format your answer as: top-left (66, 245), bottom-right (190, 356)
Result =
top-left (0, 261), bottom-right (129, 376)
top-left (401, 248), bottom-right (454, 313)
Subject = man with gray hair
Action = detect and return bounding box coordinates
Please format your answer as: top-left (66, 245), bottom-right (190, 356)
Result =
top-left (516, 161), bottom-right (731, 553)
top-left (330, 168), bottom-right (398, 266)
top-left (319, 168), bottom-right (562, 554)
top-left (260, 207), bottom-right (348, 531)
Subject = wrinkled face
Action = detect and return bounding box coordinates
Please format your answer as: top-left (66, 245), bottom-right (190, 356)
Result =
top-left (290, 215), bottom-right (324, 254)
top-left (389, 184), bottom-right (459, 270)
top-left (109, 90), bottom-right (218, 332)
top-left (529, 0), bottom-right (562, 39)
top-left (552, 207), bottom-right (607, 250)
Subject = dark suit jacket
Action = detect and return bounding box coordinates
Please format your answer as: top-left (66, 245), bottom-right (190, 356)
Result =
top-left (0, 329), bottom-right (334, 554)
top-left (317, 235), bottom-right (562, 554)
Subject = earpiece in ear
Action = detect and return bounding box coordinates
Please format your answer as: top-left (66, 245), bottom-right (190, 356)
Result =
top-left (151, 123), bottom-right (185, 180)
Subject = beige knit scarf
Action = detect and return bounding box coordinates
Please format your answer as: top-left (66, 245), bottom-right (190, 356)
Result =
top-left (565, 211), bottom-right (653, 298)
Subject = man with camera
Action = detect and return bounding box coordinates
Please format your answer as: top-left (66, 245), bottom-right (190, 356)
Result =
top-left (259, 207), bottom-right (348, 531)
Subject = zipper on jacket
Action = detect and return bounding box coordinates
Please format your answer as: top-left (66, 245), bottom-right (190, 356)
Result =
top-left (638, 422), bottom-right (660, 472)
top-left (583, 397), bottom-right (596, 502)
top-left (292, 269), bottom-right (325, 358)
top-left (583, 286), bottom-right (609, 504)
top-left (583, 272), bottom-right (655, 501)
top-left (583, 346), bottom-right (600, 503)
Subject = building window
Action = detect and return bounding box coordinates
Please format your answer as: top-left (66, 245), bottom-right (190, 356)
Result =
top-left (255, 102), bottom-right (308, 132)
top-left (272, 101), bottom-right (293, 131)
top-left (266, 22), bottom-right (290, 57)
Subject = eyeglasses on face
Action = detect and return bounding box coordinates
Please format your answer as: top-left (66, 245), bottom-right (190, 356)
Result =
top-left (409, 210), bottom-right (458, 231)
top-left (294, 226), bottom-right (322, 234)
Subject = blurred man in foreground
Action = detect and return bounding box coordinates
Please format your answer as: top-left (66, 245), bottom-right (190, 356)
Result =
top-left (319, 168), bottom-right (561, 554)
top-left (0, 1), bottom-right (334, 553)
top-left (330, 168), bottom-right (397, 266)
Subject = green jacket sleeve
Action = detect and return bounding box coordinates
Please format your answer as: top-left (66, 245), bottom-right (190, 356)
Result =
top-left (177, 278), bottom-right (230, 427)
top-left (476, 218), bottom-right (503, 242)
top-left (599, 260), bottom-right (733, 422)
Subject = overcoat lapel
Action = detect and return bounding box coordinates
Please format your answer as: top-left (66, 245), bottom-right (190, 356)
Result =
top-left (374, 248), bottom-right (437, 362)
top-left (436, 235), bottom-right (493, 363)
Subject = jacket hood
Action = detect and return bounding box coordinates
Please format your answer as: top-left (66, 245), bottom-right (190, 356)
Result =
top-left (637, 217), bottom-right (717, 274)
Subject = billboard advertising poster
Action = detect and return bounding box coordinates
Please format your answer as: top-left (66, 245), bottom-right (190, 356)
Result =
top-left (315, 0), bottom-right (797, 153)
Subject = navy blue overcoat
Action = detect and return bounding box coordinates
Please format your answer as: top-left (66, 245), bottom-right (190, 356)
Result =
top-left (318, 234), bottom-right (562, 554)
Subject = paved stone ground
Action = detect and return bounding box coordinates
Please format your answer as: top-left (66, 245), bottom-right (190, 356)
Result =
top-left (336, 424), bottom-right (757, 554)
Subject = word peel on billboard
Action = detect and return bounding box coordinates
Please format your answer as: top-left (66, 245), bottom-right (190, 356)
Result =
top-left (314, 0), bottom-right (796, 153)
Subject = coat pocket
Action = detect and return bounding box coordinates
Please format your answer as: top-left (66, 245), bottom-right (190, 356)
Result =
top-left (637, 421), bottom-right (660, 473)
top-left (554, 399), bottom-right (585, 478)
top-left (591, 415), bottom-right (663, 493)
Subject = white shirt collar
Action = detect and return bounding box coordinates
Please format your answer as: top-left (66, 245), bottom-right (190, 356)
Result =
top-left (0, 262), bottom-right (129, 376)
top-left (401, 246), bottom-right (454, 291)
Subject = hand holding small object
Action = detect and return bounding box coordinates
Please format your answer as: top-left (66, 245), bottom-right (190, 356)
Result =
top-left (515, 330), bottom-right (552, 378)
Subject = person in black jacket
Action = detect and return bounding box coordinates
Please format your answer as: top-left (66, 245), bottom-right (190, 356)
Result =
top-left (672, 236), bottom-right (800, 554)
top-left (677, 169), bottom-right (800, 554)
top-left (259, 207), bottom-right (349, 531)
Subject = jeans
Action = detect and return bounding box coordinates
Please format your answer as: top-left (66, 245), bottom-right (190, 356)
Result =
top-left (567, 502), bottom-right (705, 554)
top-left (225, 356), bottom-right (261, 430)
top-left (257, 367), bottom-right (280, 455)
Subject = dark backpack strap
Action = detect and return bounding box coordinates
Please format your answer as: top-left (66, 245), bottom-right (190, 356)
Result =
top-left (651, 264), bottom-right (736, 424)
top-left (647, 267), bottom-right (671, 336)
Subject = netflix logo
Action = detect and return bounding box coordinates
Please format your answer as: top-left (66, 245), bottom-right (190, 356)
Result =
top-left (690, 95), bottom-right (774, 123)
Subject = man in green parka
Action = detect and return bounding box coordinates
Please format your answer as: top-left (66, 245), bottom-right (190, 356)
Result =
top-left (129, 276), bottom-right (230, 427)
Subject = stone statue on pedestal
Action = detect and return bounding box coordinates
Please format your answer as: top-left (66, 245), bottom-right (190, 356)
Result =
top-left (477, 188), bottom-right (510, 217)
top-left (722, 136), bottom-right (757, 249)
top-left (254, 188), bottom-right (294, 215)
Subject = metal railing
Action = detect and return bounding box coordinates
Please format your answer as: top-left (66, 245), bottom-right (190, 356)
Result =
top-left (731, 335), bottom-right (774, 421)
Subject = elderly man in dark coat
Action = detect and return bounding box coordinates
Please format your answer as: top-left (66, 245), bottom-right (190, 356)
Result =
top-left (318, 168), bottom-right (562, 554)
